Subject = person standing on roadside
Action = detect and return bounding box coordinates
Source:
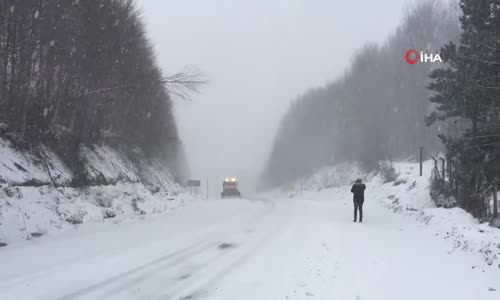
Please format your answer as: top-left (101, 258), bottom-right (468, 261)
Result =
top-left (351, 178), bottom-right (366, 223)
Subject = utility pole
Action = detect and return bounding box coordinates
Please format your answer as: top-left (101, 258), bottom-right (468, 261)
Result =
top-left (420, 146), bottom-right (424, 176)
top-left (206, 179), bottom-right (209, 200)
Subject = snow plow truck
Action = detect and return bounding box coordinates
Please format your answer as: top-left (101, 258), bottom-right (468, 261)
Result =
top-left (221, 177), bottom-right (241, 198)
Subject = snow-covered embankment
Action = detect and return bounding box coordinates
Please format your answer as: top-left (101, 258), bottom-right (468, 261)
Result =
top-left (0, 139), bottom-right (193, 245)
top-left (284, 161), bottom-right (500, 268)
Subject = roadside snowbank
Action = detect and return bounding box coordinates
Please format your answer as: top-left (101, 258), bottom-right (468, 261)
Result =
top-left (287, 160), bottom-right (500, 268)
top-left (0, 139), bottom-right (194, 245)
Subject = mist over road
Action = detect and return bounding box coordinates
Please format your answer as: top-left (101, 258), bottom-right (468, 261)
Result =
top-left (136, 0), bottom-right (408, 194)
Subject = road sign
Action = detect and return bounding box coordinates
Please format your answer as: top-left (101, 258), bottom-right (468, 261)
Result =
top-left (187, 179), bottom-right (201, 187)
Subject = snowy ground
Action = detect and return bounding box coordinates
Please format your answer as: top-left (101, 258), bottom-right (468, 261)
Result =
top-left (287, 161), bottom-right (500, 267)
top-left (1, 161), bottom-right (500, 300)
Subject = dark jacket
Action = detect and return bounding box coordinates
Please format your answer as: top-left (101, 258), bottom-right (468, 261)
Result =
top-left (351, 183), bottom-right (366, 202)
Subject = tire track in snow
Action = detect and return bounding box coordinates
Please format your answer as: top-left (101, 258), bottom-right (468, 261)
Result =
top-left (50, 199), bottom-right (277, 300)
top-left (82, 199), bottom-right (283, 300)
top-left (55, 240), bottom-right (216, 300)
top-left (161, 201), bottom-right (291, 300)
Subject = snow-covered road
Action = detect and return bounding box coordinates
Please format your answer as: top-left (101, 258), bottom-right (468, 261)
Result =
top-left (1, 196), bottom-right (499, 300)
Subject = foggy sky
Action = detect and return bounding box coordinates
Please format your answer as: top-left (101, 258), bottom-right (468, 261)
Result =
top-left (136, 0), bottom-right (409, 196)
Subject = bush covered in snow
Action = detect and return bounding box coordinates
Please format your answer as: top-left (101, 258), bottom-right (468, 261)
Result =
top-left (491, 217), bottom-right (500, 229)
top-left (429, 170), bottom-right (457, 208)
top-left (376, 161), bottom-right (399, 183)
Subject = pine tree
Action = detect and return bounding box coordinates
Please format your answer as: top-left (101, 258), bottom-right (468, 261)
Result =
top-left (427, 0), bottom-right (500, 218)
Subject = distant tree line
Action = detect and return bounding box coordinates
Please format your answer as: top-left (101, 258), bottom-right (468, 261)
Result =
top-left (263, 1), bottom-right (459, 188)
top-left (265, 0), bottom-right (500, 221)
top-left (427, 0), bottom-right (500, 220)
top-left (0, 0), bottom-right (192, 182)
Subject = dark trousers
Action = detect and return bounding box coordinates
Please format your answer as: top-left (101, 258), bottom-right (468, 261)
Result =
top-left (354, 200), bottom-right (364, 222)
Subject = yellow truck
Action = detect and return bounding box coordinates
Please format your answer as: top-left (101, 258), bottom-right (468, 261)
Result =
top-left (221, 177), bottom-right (241, 198)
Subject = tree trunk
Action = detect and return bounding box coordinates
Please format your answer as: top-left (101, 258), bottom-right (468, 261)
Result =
top-left (494, 185), bottom-right (498, 219)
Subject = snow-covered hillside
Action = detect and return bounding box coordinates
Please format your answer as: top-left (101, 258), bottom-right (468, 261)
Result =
top-left (0, 139), bottom-right (194, 246)
top-left (283, 160), bottom-right (500, 268)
